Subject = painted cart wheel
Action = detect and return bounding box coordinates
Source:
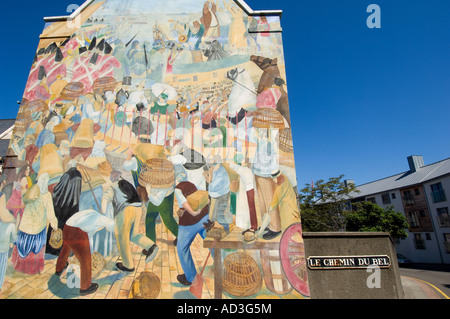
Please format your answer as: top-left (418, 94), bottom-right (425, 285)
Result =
top-left (279, 222), bottom-right (310, 297)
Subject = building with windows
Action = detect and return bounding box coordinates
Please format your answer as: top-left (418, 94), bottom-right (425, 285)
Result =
top-left (350, 155), bottom-right (450, 264)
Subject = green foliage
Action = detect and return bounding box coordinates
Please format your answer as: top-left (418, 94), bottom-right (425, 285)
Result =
top-left (345, 201), bottom-right (409, 240)
top-left (298, 175), bottom-right (359, 232)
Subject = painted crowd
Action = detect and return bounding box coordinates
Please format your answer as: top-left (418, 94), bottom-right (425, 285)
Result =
top-left (0, 0), bottom-right (307, 298)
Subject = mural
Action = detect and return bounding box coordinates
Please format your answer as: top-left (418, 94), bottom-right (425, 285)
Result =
top-left (0, 0), bottom-right (309, 299)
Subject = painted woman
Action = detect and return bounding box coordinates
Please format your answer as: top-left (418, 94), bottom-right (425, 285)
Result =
top-left (0, 189), bottom-right (17, 290)
top-left (11, 173), bottom-right (58, 274)
top-left (223, 0), bottom-right (247, 50)
top-left (6, 164), bottom-right (31, 220)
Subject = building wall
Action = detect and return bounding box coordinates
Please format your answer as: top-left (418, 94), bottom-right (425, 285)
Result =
top-left (0, 0), bottom-right (308, 299)
top-left (423, 175), bottom-right (450, 264)
top-left (359, 188), bottom-right (443, 264)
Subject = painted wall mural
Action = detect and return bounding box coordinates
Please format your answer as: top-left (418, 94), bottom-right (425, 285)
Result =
top-left (0, 0), bottom-right (309, 299)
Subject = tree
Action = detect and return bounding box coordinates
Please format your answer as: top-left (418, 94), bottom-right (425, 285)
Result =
top-left (345, 201), bottom-right (409, 240)
top-left (298, 175), bottom-right (359, 232)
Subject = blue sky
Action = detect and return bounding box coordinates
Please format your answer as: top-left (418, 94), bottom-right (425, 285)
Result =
top-left (0, 0), bottom-right (449, 189)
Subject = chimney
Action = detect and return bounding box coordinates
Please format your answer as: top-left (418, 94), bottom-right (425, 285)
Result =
top-left (344, 179), bottom-right (355, 188)
top-left (407, 155), bottom-right (424, 172)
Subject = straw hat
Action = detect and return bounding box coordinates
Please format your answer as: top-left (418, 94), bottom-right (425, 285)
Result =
top-left (133, 143), bottom-right (166, 162)
top-left (138, 158), bottom-right (175, 189)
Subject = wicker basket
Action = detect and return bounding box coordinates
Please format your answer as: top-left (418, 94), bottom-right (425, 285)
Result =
top-left (28, 99), bottom-right (48, 114)
top-left (14, 118), bottom-right (32, 132)
top-left (93, 77), bottom-right (118, 95)
top-left (128, 271), bottom-right (161, 299)
top-left (222, 252), bottom-right (262, 297)
top-left (260, 249), bottom-right (293, 295)
top-left (252, 108), bottom-right (286, 129)
top-left (69, 251), bottom-right (106, 279)
top-left (49, 228), bottom-right (63, 249)
top-left (2, 155), bottom-right (19, 168)
top-left (138, 158), bottom-right (175, 189)
top-left (1, 167), bottom-right (16, 184)
top-left (60, 82), bottom-right (85, 100)
top-left (278, 128), bottom-right (293, 153)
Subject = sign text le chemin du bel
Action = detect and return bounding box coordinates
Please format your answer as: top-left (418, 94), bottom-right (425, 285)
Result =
top-left (307, 255), bottom-right (391, 269)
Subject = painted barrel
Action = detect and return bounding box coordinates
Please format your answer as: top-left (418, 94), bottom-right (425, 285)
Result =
top-left (260, 249), bottom-right (293, 295)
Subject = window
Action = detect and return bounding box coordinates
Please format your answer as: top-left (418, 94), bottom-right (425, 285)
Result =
top-left (444, 234), bottom-right (450, 254)
top-left (391, 193), bottom-right (396, 199)
top-left (408, 212), bottom-right (420, 228)
top-left (414, 188), bottom-right (420, 196)
top-left (437, 207), bottom-right (450, 227)
top-left (414, 233), bottom-right (425, 249)
top-left (430, 183), bottom-right (446, 203)
top-left (366, 197), bottom-right (376, 204)
top-left (425, 233), bottom-right (431, 240)
top-left (381, 193), bottom-right (391, 204)
top-left (403, 190), bottom-right (414, 206)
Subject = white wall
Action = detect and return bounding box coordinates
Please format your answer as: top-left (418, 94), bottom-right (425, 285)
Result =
top-left (364, 189), bottom-right (444, 264)
top-left (423, 175), bottom-right (450, 264)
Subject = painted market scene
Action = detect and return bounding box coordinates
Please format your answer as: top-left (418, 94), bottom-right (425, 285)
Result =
top-left (0, 0), bottom-right (309, 299)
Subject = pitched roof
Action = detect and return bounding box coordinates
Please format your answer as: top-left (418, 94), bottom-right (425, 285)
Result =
top-left (352, 157), bottom-right (450, 198)
top-left (0, 119), bottom-right (15, 158)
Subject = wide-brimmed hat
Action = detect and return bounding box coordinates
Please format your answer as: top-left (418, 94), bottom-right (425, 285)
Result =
top-left (181, 148), bottom-right (206, 170)
top-left (271, 169), bottom-right (282, 178)
top-left (133, 143), bottom-right (165, 162)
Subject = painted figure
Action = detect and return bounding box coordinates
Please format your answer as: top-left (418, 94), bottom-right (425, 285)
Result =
top-left (1, 0), bottom-right (307, 300)
top-left (102, 178), bottom-right (158, 272)
top-left (12, 173), bottom-right (57, 274)
top-left (55, 209), bottom-right (114, 295)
